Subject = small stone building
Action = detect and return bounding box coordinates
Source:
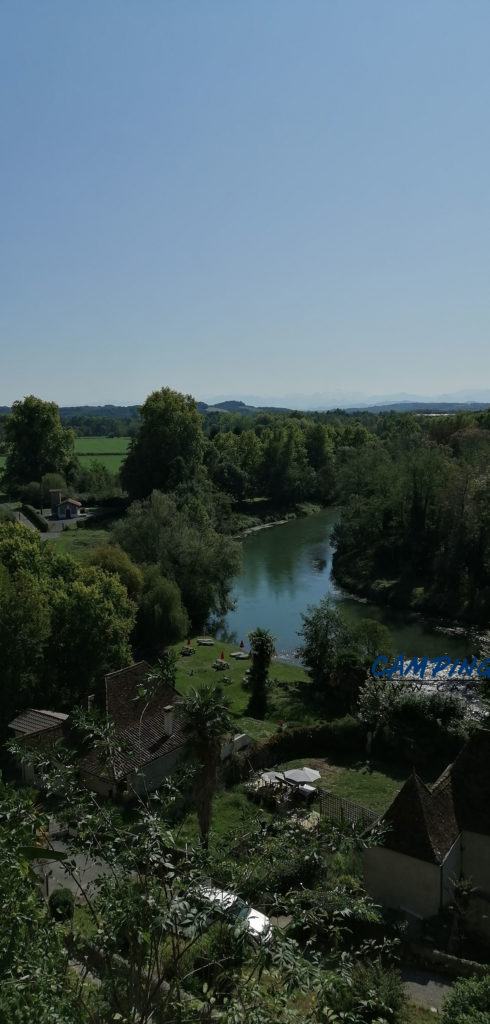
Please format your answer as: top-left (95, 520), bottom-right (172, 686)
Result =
top-left (363, 730), bottom-right (490, 930)
top-left (49, 489), bottom-right (81, 519)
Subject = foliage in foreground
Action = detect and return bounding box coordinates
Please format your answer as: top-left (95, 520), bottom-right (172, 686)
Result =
top-left (1, 721), bottom-right (410, 1024)
top-left (440, 973), bottom-right (490, 1024)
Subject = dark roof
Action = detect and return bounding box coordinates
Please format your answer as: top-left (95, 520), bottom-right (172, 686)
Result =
top-left (444, 729), bottom-right (490, 836)
top-left (83, 662), bottom-right (186, 783)
top-left (8, 709), bottom-right (68, 736)
top-left (379, 729), bottom-right (490, 863)
top-left (382, 772), bottom-right (445, 864)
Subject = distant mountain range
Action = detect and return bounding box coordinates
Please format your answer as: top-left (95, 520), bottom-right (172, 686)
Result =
top-left (1, 391), bottom-right (489, 418)
top-left (202, 389), bottom-right (490, 411)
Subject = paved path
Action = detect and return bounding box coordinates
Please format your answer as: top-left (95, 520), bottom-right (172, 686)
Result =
top-left (401, 966), bottom-right (452, 1010)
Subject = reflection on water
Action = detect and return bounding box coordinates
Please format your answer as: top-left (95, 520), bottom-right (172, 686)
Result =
top-left (218, 511), bottom-right (470, 661)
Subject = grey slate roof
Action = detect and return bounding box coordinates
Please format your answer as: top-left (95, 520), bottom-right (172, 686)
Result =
top-left (8, 709), bottom-right (68, 736)
top-left (83, 662), bottom-right (186, 783)
top-left (379, 729), bottom-right (490, 864)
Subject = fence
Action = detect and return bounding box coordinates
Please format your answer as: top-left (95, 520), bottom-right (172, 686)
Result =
top-left (318, 789), bottom-right (378, 827)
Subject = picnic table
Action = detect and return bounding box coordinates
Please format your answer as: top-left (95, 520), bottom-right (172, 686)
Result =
top-left (180, 646), bottom-right (195, 657)
top-left (213, 659), bottom-right (230, 671)
top-left (197, 638), bottom-right (214, 646)
top-left (229, 651), bottom-right (250, 660)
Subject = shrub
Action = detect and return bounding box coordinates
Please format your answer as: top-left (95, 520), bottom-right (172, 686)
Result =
top-left (18, 481), bottom-right (43, 506)
top-left (49, 887), bottom-right (74, 922)
top-left (21, 504), bottom-right (49, 532)
top-left (441, 974), bottom-right (490, 1024)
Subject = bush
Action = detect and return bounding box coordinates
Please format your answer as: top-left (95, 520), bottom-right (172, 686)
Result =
top-left (49, 887), bottom-right (74, 921)
top-left (441, 974), bottom-right (490, 1024)
top-left (21, 504), bottom-right (49, 532)
top-left (18, 481), bottom-right (43, 506)
top-left (256, 716), bottom-right (364, 764)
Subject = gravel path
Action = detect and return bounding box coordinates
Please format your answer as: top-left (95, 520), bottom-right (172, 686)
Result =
top-left (401, 966), bottom-right (452, 1010)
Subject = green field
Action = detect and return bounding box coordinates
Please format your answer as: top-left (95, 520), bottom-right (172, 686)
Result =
top-left (73, 436), bottom-right (130, 473)
top-left (47, 527), bottom-right (113, 561)
top-left (73, 436), bottom-right (130, 455)
top-left (76, 453), bottom-right (127, 472)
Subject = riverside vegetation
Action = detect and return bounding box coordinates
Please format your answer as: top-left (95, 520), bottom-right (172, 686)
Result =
top-left (1, 389), bottom-right (490, 1020)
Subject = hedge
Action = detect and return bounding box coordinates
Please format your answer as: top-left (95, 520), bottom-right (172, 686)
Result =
top-left (21, 504), bottom-right (49, 532)
top-left (223, 716), bottom-right (365, 784)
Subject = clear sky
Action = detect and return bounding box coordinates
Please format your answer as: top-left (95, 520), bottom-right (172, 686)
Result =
top-left (2, 1), bottom-right (490, 407)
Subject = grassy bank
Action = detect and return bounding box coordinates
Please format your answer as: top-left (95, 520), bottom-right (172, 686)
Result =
top-left (172, 636), bottom-right (310, 739)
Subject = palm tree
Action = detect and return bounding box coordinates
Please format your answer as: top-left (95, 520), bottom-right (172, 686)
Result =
top-left (247, 628), bottom-right (277, 720)
top-left (178, 685), bottom-right (232, 850)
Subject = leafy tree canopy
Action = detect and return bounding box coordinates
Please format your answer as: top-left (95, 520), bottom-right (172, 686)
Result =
top-left (120, 387), bottom-right (204, 499)
top-left (3, 395), bottom-right (76, 489)
top-left (0, 522), bottom-right (135, 727)
top-left (113, 490), bottom-right (241, 627)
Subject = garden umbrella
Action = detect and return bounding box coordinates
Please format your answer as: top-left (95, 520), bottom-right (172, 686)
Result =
top-left (283, 768), bottom-right (321, 784)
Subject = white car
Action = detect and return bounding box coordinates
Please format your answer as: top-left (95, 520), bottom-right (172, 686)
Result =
top-left (197, 886), bottom-right (272, 941)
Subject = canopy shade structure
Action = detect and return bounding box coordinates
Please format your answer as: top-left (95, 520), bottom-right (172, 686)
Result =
top-left (283, 767), bottom-right (321, 784)
top-left (260, 771), bottom-right (285, 784)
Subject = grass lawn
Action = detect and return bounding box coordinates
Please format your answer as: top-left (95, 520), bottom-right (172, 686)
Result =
top-left (73, 436), bottom-right (129, 473)
top-left (404, 1004), bottom-right (439, 1023)
top-left (171, 637), bottom-right (310, 738)
top-left (174, 787), bottom-right (271, 847)
top-left (73, 436), bottom-right (130, 454)
top-left (77, 453), bottom-right (126, 473)
top-left (47, 526), bottom-right (112, 561)
top-left (276, 754), bottom-right (407, 813)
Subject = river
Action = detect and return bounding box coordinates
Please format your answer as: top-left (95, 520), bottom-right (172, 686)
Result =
top-left (218, 510), bottom-right (470, 662)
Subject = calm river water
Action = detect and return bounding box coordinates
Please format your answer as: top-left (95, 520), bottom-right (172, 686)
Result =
top-left (218, 510), bottom-right (469, 662)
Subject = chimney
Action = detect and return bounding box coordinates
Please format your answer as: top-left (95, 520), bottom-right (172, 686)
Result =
top-left (163, 705), bottom-right (173, 736)
top-left (50, 489), bottom-right (62, 513)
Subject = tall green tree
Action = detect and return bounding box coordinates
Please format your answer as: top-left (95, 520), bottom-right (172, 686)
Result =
top-left (247, 627), bottom-right (276, 719)
top-left (0, 522), bottom-right (135, 723)
top-left (3, 395), bottom-right (76, 489)
top-left (178, 684), bottom-right (232, 849)
top-left (120, 387), bottom-right (204, 499)
top-left (113, 490), bottom-right (241, 627)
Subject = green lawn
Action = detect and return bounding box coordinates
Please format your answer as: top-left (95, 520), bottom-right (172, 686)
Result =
top-left (174, 787), bottom-right (272, 846)
top-left (73, 436), bottom-right (130, 454)
top-left (77, 453), bottom-right (126, 473)
top-left (277, 755), bottom-right (407, 813)
top-left (47, 527), bottom-right (112, 561)
top-left (171, 637), bottom-right (310, 738)
top-left (73, 436), bottom-right (130, 473)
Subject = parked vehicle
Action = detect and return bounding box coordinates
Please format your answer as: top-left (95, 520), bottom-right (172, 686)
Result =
top-left (197, 886), bottom-right (272, 941)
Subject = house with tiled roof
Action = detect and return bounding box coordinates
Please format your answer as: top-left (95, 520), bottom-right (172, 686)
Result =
top-left (8, 662), bottom-right (188, 798)
top-left (363, 730), bottom-right (490, 922)
top-left (82, 661), bottom-right (187, 798)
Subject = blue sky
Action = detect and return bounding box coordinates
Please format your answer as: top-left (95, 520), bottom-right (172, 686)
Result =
top-left (2, 1), bottom-right (490, 407)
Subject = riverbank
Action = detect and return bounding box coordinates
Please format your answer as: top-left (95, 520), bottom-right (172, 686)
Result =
top-left (233, 500), bottom-right (324, 539)
top-left (331, 561), bottom-right (487, 642)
